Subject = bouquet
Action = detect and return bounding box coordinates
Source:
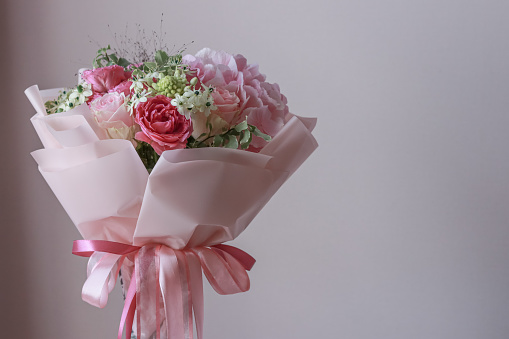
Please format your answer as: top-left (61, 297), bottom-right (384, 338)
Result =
top-left (27, 44), bottom-right (318, 339)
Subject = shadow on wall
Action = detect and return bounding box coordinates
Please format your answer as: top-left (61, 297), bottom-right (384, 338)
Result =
top-left (0, 2), bottom-right (33, 338)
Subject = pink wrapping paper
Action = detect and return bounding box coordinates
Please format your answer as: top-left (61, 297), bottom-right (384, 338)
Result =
top-left (27, 84), bottom-right (318, 338)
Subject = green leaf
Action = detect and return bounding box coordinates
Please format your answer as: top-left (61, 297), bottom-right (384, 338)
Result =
top-left (117, 58), bottom-right (131, 68)
top-left (239, 129), bottom-right (252, 149)
top-left (155, 50), bottom-right (170, 66)
top-left (213, 135), bottom-right (223, 147)
top-left (225, 135), bottom-right (239, 149)
top-left (186, 136), bottom-right (196, 147)
top-left (144, 62), bottom-right (157, 71)
top-left (97, 46), bottom-right (109, 54)
top-left (251, 125), bottom-right (272, 141)
top-left (146, 62), bottom-right (157, 70)
top-left (234, 120), bottom-right (248, 132)
top-left (228, 129), bottom-right (240, 136)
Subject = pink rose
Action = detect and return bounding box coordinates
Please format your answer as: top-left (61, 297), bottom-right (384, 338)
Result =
top-left (210, 88), bottom-right (240, 124)
top-left (191, 111), bottom-right (229, 141)
top-left (183, 48), bottom-right (289, 149)
top-left (134, 95), bottom-right (193, 154)
top-left (190, 88), bottom-right (239, 142)
top-left (90, 92), bottom-right (136, 141)
top-left (109, 80), bottom-right (133, 96)
top-left (82, 65), bottom-right (132, 94)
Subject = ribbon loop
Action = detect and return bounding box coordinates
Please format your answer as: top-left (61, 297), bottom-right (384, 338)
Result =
top-left (73, 240), bottom-right (141, 310)
top-left (82, 252), bottom-right (122, 308)
top-left (193, 247), bottom-right (251, 295)
top-left (72, 240), bottom-right (255, 339)
top-left (72, 240), bottom-right (141, 257)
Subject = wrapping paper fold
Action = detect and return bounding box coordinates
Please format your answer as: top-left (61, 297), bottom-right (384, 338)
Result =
top-left (27, 85), bottom-right (318, 339)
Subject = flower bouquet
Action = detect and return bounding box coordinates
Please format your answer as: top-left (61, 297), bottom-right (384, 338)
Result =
top-left (27, 45), bottom-right (318, 339)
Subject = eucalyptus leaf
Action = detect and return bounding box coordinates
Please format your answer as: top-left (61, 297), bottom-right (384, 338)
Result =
top-left (251, 125), bottom-right (272, 141)
top-left (213, 135), bottom-right (223, 147)
top-left (240, 129), bottom-right (251, 148)
top-left (228, 129), bottom-right (240, 136)
top-left (234, 120), bottom-right (248, 132)
top-left (225, 135), bottom-right (239, 149)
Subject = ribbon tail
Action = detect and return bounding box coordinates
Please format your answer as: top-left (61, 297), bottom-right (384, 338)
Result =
top-left (118, 266), bottom-right (137, 339)
top-left (186, 251), bottom-right (204, 339)
top-left (175, 250), bottom-right (194, 339)
top-left (159, 247), bottom-right (186, 339)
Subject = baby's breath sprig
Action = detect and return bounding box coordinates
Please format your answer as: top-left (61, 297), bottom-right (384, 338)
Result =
top-left (126, 70), bottom-right (158, 114)
top-left (44, 83), bottom-right (93, 114)
top-left (69, 83), bottom-right (93, 104)
top-left (171, 80), bottom-right (217, 119)
top-left (126, 88), bottom-right (152, 114)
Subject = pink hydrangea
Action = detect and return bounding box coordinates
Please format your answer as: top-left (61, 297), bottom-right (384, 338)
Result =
top-left (183, 48), bottom-right (289, 149)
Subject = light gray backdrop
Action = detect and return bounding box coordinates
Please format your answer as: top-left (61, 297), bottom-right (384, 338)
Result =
top-left (2, 0), bottom-right (509, 338)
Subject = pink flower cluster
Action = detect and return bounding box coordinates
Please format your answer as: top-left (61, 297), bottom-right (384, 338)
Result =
top-left (81, 49), bottom-right (290, 155)
top-left (184, 48), bottom-right (290, 149)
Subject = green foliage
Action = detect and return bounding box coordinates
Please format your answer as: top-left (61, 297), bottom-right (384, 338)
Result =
top-left (44, 88), bottom-right (74, 114)
top-left (93, 45), bottom-right (132, 69)
top-left (187, 119), bottom-right (271, 150)
top-left (135, 141), bottom-right (160, 173)
top-left (155, 50), bottom-right (169, 66)
top-left (92, 47), bottom-right (183, 74)
top-left (134, 50), bottom-right (186, 76)
top-left (45, 99), bottom-right (60, 115)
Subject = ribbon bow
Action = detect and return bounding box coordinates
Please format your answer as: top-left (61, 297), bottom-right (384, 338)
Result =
top-left (72, 240), bottom-right (255, 339)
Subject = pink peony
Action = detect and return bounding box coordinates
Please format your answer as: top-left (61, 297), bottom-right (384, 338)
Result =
top-left (82, 65), bottom-right (132, 94)
top-left (183, 48), bottom-right (289, 149)
top-left (134, 95), bottom-right (193, 154)
top-left (90, 92), bottom-right (136, 141)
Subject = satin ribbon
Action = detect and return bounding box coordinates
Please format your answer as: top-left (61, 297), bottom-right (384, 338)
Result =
top-left (72, 240), bottom-right (255, 339)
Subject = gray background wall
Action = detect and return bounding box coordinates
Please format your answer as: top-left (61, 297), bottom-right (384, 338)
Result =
top-left (2, 0), bottom-right (509, 338)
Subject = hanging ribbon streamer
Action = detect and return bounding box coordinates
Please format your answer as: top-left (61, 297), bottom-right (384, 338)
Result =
top-left (72, 240), bottom-right (255, 339)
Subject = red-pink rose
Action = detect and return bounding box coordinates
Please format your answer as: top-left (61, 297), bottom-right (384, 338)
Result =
top-left (82, 65), bottom-right (132, 94)
top-left (134, 95), bottom-right (193, 154)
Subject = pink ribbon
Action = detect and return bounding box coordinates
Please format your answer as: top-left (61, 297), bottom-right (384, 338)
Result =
top-left (72, 240), bottom-right (255, 339)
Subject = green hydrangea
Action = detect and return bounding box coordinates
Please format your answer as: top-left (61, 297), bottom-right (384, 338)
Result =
top-left (151, 75), bottom-right (188, 98)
